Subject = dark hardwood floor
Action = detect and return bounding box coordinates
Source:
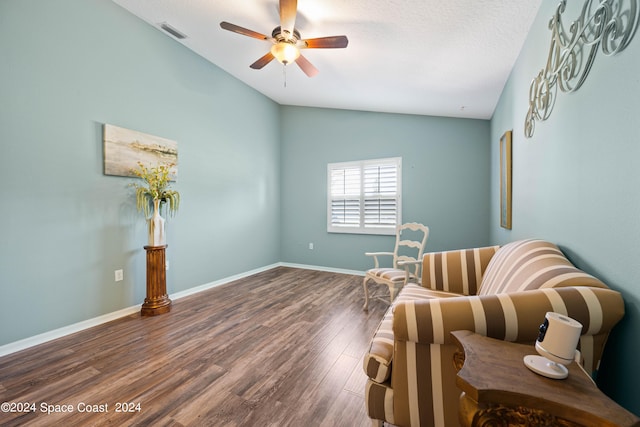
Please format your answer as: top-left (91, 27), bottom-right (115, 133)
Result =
top-left (0, 267), bottom-right (388, 426)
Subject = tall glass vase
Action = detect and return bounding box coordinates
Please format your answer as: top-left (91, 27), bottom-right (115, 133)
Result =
top-left (148, 198), bottom-right (166, 247)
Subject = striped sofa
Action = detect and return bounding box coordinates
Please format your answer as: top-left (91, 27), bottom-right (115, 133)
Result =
top-left (363, 239), bottom-right (625, 427)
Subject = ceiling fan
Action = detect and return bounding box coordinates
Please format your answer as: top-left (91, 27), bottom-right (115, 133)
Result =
top-left (220, 0), bottom-right (348, 77)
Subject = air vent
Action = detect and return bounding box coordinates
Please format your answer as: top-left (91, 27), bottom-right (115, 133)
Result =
top-left (159, 22), bottom-right (187, 40)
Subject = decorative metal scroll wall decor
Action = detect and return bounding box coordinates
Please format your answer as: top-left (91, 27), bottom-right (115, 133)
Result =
top-left (524, 0), bottom-right (639, 138)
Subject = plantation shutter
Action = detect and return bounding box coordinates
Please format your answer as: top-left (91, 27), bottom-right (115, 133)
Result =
top-left (330, 166), bottom-right (361, 227)
top-left (364, 163), bottom-right (398, 227)
top-left (327, 157), bottom-right (401, 235)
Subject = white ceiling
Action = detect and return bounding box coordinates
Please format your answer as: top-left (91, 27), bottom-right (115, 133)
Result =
top-left (112, 0), bottom-right (542, 120)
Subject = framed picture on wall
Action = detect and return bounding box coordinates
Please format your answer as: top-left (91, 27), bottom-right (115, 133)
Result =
top-left (103, 124), bottom-right (178, 180)
top-left (500, 130), bottom-right (512, 229)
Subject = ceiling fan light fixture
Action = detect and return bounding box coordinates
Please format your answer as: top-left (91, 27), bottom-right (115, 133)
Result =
top-left (220, 1), bottom-right (348, 77)
top-left (271, 42), bottom-right (300, 65)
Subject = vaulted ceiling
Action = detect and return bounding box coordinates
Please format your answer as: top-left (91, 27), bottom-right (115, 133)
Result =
top-left (112, 0), bottom-right (542, 119)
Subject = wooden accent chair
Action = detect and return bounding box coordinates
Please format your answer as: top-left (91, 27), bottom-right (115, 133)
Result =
top-left (362, 222), bottom-right (429, 310)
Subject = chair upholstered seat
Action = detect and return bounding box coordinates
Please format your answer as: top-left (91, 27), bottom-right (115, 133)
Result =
top-left (366, 268), bottom-right (415, 283)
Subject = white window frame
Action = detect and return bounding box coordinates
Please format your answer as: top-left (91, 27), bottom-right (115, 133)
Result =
top-left (327, 157), bottom-right (402, 235)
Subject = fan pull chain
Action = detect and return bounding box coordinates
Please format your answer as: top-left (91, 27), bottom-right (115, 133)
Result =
top-left (283, 64), bottom-right (287, 88)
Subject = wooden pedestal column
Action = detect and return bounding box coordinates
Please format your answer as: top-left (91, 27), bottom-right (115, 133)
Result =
top-left (141, 245), bottom-right (172, 316)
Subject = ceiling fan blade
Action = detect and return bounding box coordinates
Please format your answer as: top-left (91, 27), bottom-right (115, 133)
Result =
top-left (295, 54), bottom-right (319, 78)
top-left (302, 35), bottom-right (349, 49)
top-left (250, 52), bottom-right (276, 70)
top-left (279, 0), bottom-right (297, 40)
top-left (220, 21), bottom-right (268, 40)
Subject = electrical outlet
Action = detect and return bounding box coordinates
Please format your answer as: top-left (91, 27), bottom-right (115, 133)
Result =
top-left (115, 269), bottom-right (123, 282)
top-left (165, 261), bottom-right (170, 271)
top-left (309, 242), bottom-right (314, 250)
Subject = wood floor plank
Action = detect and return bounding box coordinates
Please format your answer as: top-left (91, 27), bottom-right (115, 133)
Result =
top-left (0, 267), bottom-right (388, 426)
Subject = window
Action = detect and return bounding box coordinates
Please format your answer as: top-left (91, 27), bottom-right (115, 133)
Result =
top-left (327, 157), bottom-right (402, 235)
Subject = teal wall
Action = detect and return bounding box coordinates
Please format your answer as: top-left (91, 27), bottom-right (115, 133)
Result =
top-left (490, 1), bottom-right (640, 414)
top-left (280, 106), bottom-right (491, 271)
top-left (0, 0), bottom-right (281, 345)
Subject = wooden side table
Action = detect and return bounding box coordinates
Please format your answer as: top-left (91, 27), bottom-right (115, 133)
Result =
top-left (451, 330), bottom-right (639, 427)
top-left (141, 245), bottom-right (172, 316)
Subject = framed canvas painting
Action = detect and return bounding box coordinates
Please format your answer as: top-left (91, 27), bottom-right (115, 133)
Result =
top-left (103, 124), bottom-right (178, 180)
top-left (500, 130), bottom-right (512, 229)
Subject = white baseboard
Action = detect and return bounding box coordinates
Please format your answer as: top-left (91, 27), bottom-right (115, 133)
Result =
top-left (168, 262), bottom-right (282, 300)
top-left (0, 262), bottom-right (363, 357)
top-left (0, 305), bottom-right (141, 358)
top-left (279, 262), bottom-right (365, 277)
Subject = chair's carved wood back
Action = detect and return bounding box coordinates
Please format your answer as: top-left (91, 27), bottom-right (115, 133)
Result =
top-left (392, 223), bottom-right (429, 276)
